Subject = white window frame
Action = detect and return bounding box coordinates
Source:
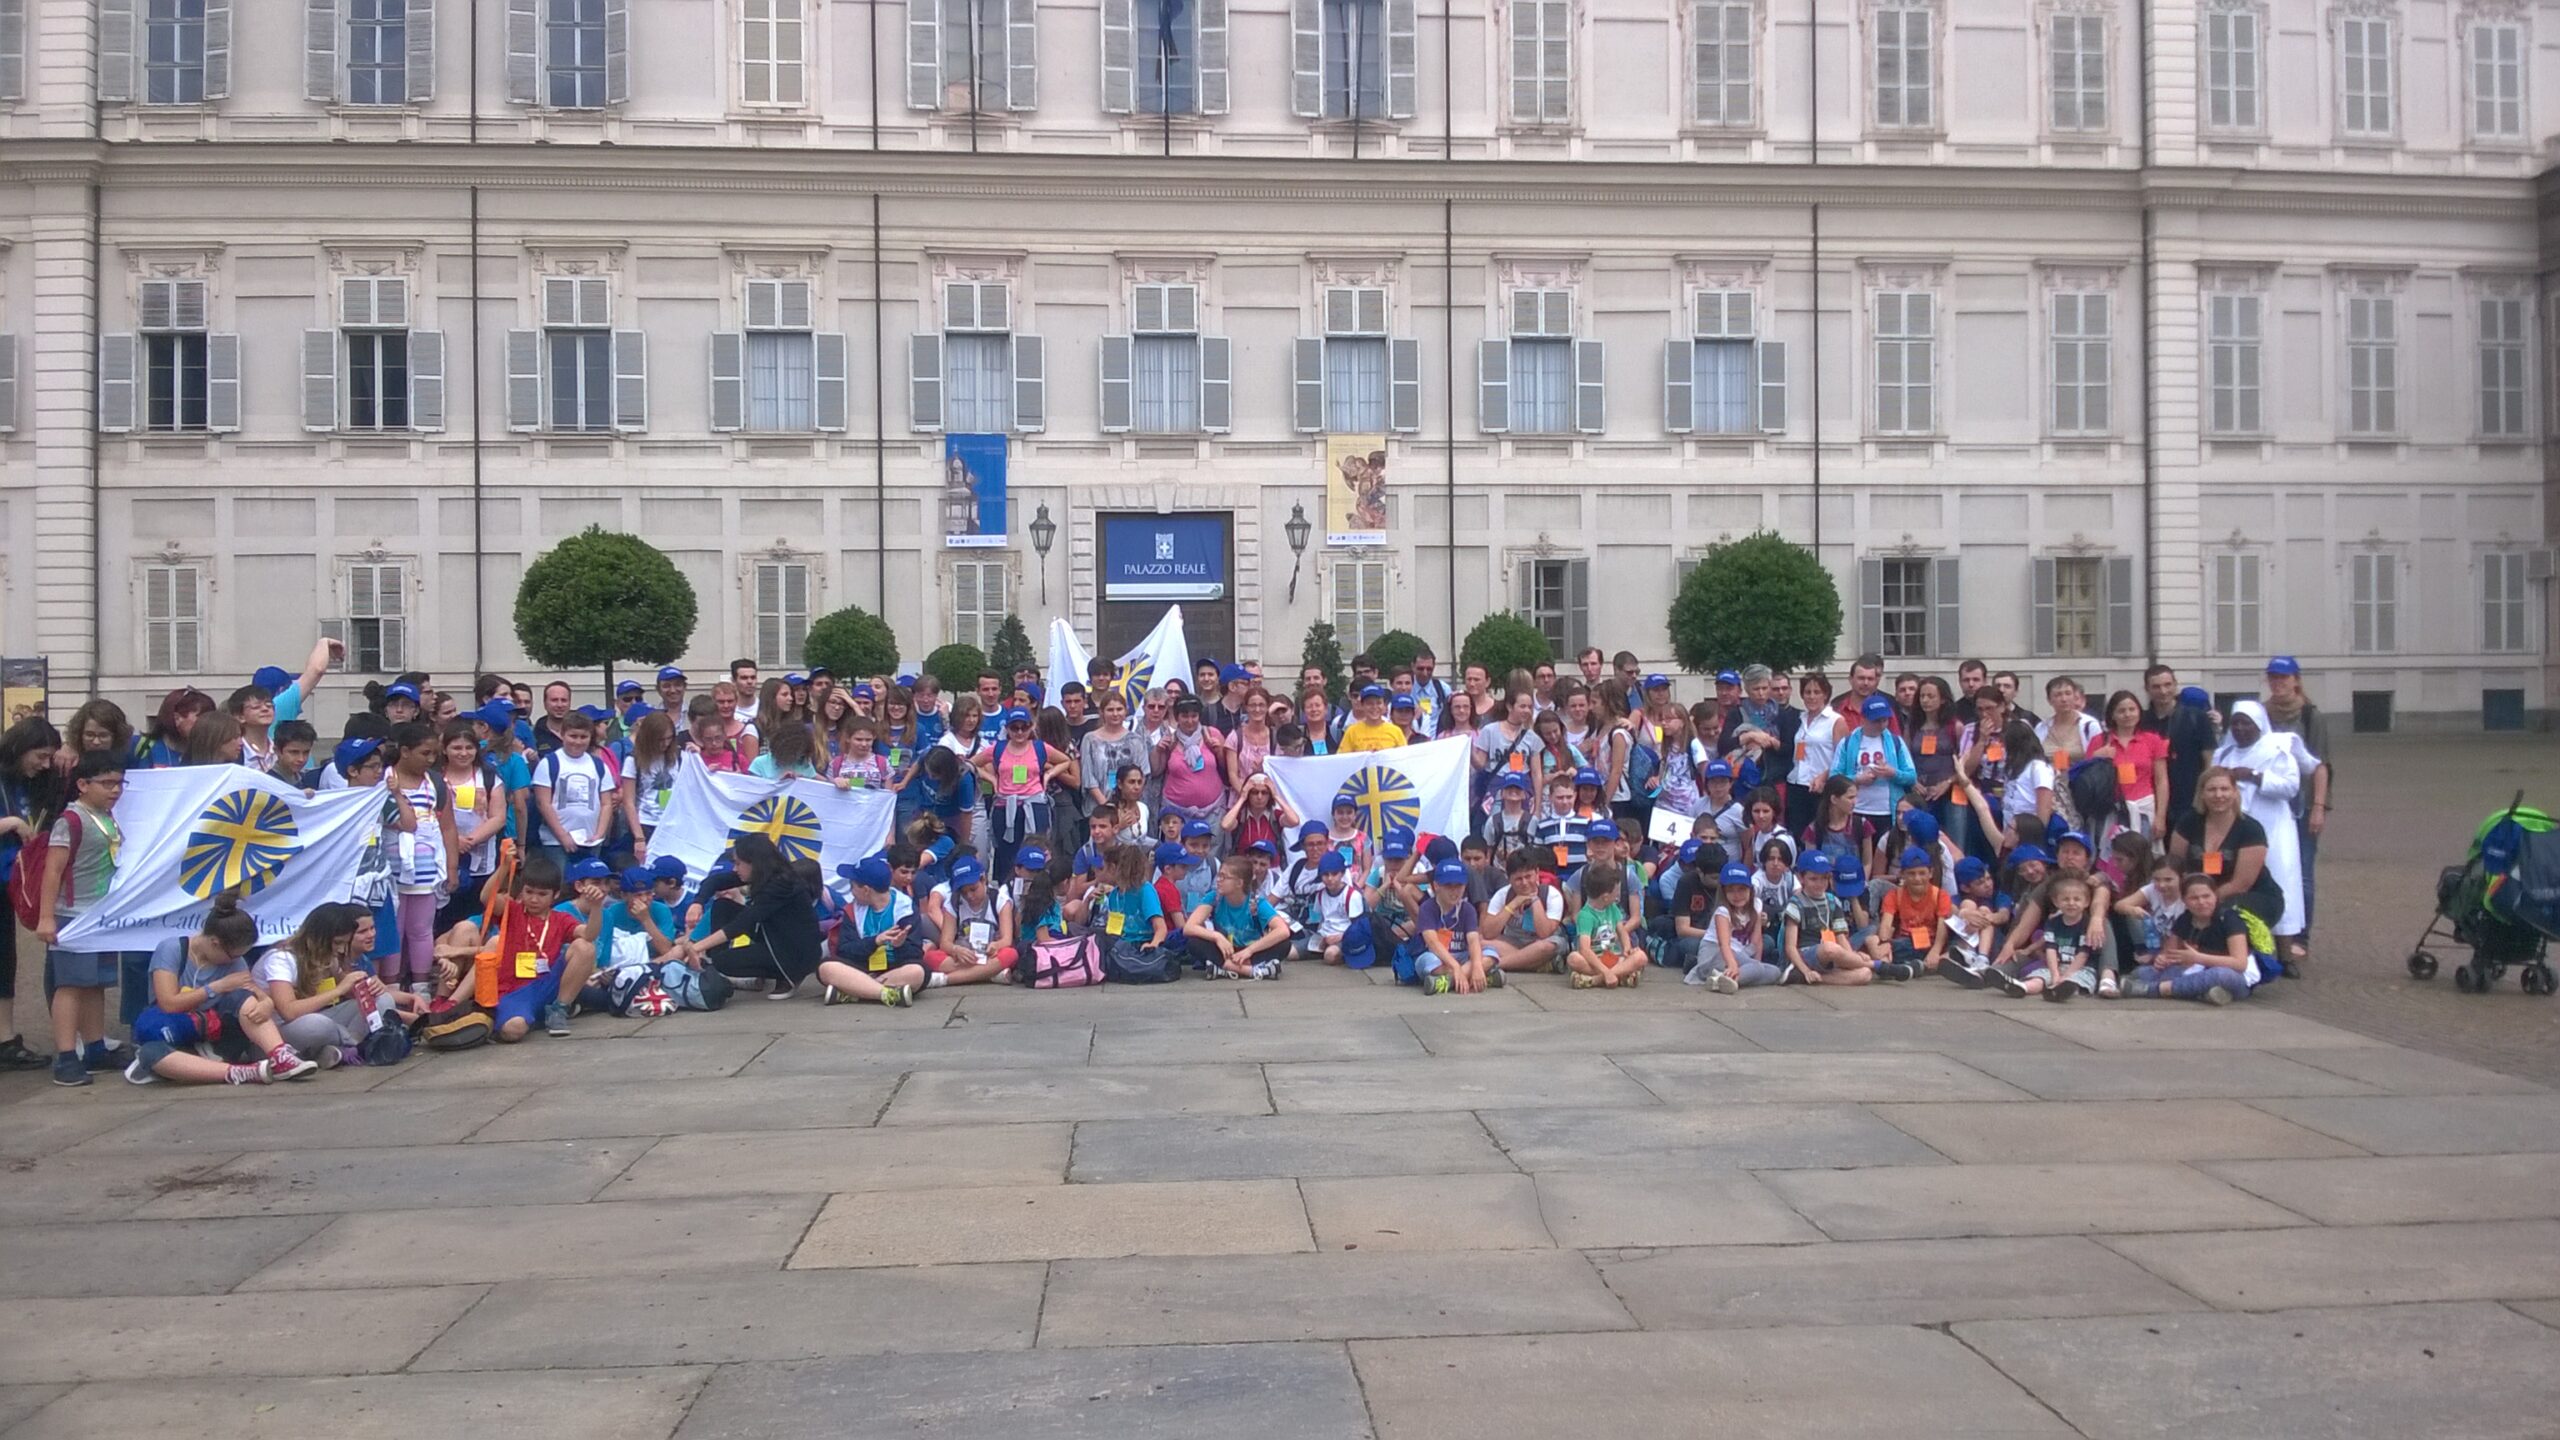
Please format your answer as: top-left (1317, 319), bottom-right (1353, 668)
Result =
top-left (2209, 550), bottom-right (2263, 656)
top-left (142, 0), bottom-right (212, 106)
top-left (2480, 550), bottom-right (2531, 654)
top-left (1507, 0), bottom-right (1571, 126)
top-left (1131, 283), bottom-right (1202, 435)
top-left (2048, 291), bottom-right (2111, 437)
top-left (1871, 289), bottom-right (1936, 436)
top-left (343, 0), bottom-right (410, 106)
top-left (740, 0), bottom-right (808, 108)
top-left (336, 559), bottom-right (409, 674)
top-left (2477, 292), bottom-right (2530, 441)
top-left (2348, 549), bottom-right (2398, 655)
top-left (950, 556), bottom-right (1010, 650)
top-left (1691, 0), bottom-right (1755, 127)
top-left (2466, 16), bottom-right (2526, 142)
top-left (1509, 289), bottom-right (1577, 436)
top-left (543, 0), bottom-right (612, 108)
top-left (2344, 286), bottom-right (2399, 438)
top-left (139, 278), bottom-right (214, 435)
top-left (1321, 0), bottom-right (1387, 119)
top-left (1878, 556), bottom-right (1930, 657)
top-left (141, 559), bottom-right (206, 675)
top-left (1332, 555), bottom-right (1391, 653)
top-left (752, 557), bottom-right (813, 668)
top-left (2205, 288), bottom-right (2264, 436)
top-left (2046, 9), bottom-right (2106, 134)
top-left (1870, 1), bottom-right (1936, 131)
top-left (1520, 556), bottom-right (1590, 657)
top-left (2049, 555), bottom-right (2104, 658)
top-left (2337, 10), bottom-right (2396, 140)
top-left (2202, 2), bottom-right (2263, 132)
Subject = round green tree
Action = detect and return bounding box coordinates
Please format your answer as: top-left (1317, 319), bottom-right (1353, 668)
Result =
top-left (986, 614), bottom-right (1037, 678)
top-left (1298, 621), bottom-right (1348, 701)
top-left (1364, 628), bottom-right (1431, 672)
top-left (513, 527), bottom-right (698, 695)
top-left (1667, 531), bottom-right (1843, 676)
top-left (803, 605), bottom-right (901, 681)
top-left (921, 643), bottom-right (988, 694)
top-left (1459, 613), bottom-right (1551, 681)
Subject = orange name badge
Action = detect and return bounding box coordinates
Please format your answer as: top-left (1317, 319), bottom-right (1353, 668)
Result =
top-left (2115, 759), bottom-right (2138, 787)
top-left (1985, 742), bottom-right (2006, 764)
top-left (2202, 850), bottom-right (2226, 877)
top-left (1793, 740), bottom-right (1807, 763)
top-left (1507, 753), bottom-right (1528, 773)
top-left (1820, 928), bottom-right (1841, 946)
top-left (1950, 782), bottom-right (1968, 804)
top-left (513, 950), bottom-right (540, 980)
top-left (1919, 732), bottom-right (1938, 757)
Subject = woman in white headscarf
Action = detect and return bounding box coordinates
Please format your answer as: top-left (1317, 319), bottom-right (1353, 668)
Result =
top-left (2209, 701), bottom-right (2306, 955)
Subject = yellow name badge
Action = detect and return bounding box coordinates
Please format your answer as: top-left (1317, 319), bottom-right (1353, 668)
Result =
top-left (867, 944), bottom-right (889, 973)
top-left (1106, 910), bottom-right (1127, 936)
top-left (730, 934), bottom-right (751, 949)
top-left (513, 950), bottom-right (540, 980)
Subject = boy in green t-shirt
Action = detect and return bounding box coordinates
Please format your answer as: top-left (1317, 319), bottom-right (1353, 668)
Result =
top-left (1567, 861), bottom-right (1645, 990)
top-left (37, 754), bottom-right (129, 1086)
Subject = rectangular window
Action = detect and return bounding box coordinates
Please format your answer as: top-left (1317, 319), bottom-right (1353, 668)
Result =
top-left (145, 0), bottom-right (207, 105)
top-left (1325, 337), bottom-right (1387, 433)
top-left (1873, 4), bottom-right (1933, 129)
top-left (2204, 5), bottom-right (2259, 129)
top-left (2049, 292), bottom-right (2110, 435)
top-left (2479, 296), bottom-right (2528, 439)
top-left (2349, 551), bottom-right (2397, 654)
top-left (754, 560), bottom-right (811, 668)
top-left (2050, 556), bottom-right (2101, 657)
top-left (548, 331), bottom-right (613, 432)
top-left (1333, 556), bottom-right (1390, 652)
top-left (1872, 291), bottom-right (1935, 435)
top-left (951, 557), bottom-right (1008, 650)
top-left (938, 0), bottom-right (1008, 108)
top-left (1135, 0), bottom-right (1198, 112)
top-left (1323, 0), bottom-right (1385, 117)
top-left (143, 562), bottom-right (205, 674)
top-left (1509, 0), bottom-right (1570, 124)
top-left (547, 0), bottom-right (608, 107)
top-left (2346, 292), bottom-right (2397, 435)
top-left (1509, 339), bottom-right (1575, 434)
top-left (1523, 557), bottom-right (1589, 657)
top-left (347, 0), bottom-right (408, 105)
top-left (2471, 21), bottom-right (2524, 140)
top-left (1691, 290), bottom-right (1753, 435)
top-left (2481, 551), bottom-right (2528, 653)
top-left (2048, 12), bottom-right (2104, 131)
top-left (343, 561), bottom-right (407, 674)
top-left (944, 333), bottom-right (1013, 433)
top-left (346, 331), bottom-right (411, 430)
top-left (145, 333), bottom-right (209, 433)
top-left (2210, 551), bottom-right (2261, 655)
top-left (1693, 0), bottom-right (1753, 125)
top-left (742, 0), bottom-right (806, 106)
top-left (2207, 291), bottom-right (2262, 434)
top-left (2340, 14), bottom-right (2393, 137)
top-left (1878, 557), bottom-right (1930, 657)
top-left (1133, 336), bottom-right (1201, 433)
top-left (746, 334), bottom-right (816, 432)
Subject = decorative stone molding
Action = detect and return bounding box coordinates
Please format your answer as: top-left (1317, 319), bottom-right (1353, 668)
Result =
top-left (725, 249), bottom-right (830, 281)
top-left (119, 247), bottom-right (224, 280)
top-left (2038, 264), bottom-right (2122, 293)
top-left (1311, 256), bottom-right (1400, 290)
top-left (929, 254), bottom-right (1026, 288)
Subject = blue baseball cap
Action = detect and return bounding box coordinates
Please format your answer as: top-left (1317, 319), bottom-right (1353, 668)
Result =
top-left (1719, 862), bottom-right (1754, 886)
top-left (1642, 674), bottom-right (1671, 690)
top-left (1861, 695), bottom-right (1893, 720)
top-left (1716, 670), bottom-right (1741, 686)
top-left (332, 736), bottom-right (383, 772)
top-left (468, 701), bottom-right (514, 729)
top-left (1432, 859), bottom-right (1470, 885)
top-left (1072, 849), bottom-right (1101, 874)
top-left (1800, 852), bottom-right (1835, 876)
top-left (1017, 845), bottom-right (1052, 872)
top-left (251, 665), bottom-right (293, 693)
top-left (1495, 772), bottom-right (1529, 792)
top-left (1318, 850), bottom-right (1348, 875)
top-left (1245, 839), bottom-right (1278, 859)
top-left (1896, 846), bottom-right (1932, 872)
top-left (949, 857), bottom-right (986, 888)
top-left (1573, 767), bottom-right (1602, 788)
top-left (621, 703), bottom-right (654, 729)
top-left (2012, 844), bottom-right (2052, 866)
top-left (2265, 656), bottom-right (2301, 676)
top-left (852, 684), bottom-right (876, 700)
top-left (1704, 760), bottom-right (1734, 780)
top-left (1587, 819), bottom-right (1620, 840)
top-left (657, 666), bottom-right (685, 682)
top-left (1299, 820), bottom-right (1330, 842)
top-left (384, 682), bottom-right (421, 704)
top-left (1678, 839), bottom-right (1705, 865)
top-left (2052, 830), bottom-right (2093, 855)
top-left (1359, 683), bottom-right (1388, 701)
top-left (566, 858), bottom-right (613, 883)
top-left (1182, 819), bottom-right (1214, 840)
top-left (1002, 707), bottom-right (1032, 727)
top-left (615, 679), bottom-right (643, 696)
top-left (2178, 685), bottom-right (2211, 708)
top-left (618, 866), bottom-right (654, 894)
top-left (893, 673), bottom-right (916, 688)
top-left (1954, 856), bottom-right (1989, 886)
top-left (1424, 836), bottom-right (1459, 865)
top-left (650, 854), bottom-right (689, 882)
top-left (840, 856), bottom-right (894, 891)
top-left (783, 673), bottom-right (807, 687)
top-left (1220, 663), bottom-right (1251, 684)
top-left (1902, 811), bottom-right (1940, 845)
top-left (1832, 859), bottom-right (1868, 898)
top-left (576, 704), bottom-right (612, 722)
top-left (1389, 692), bottom-right (1416, 710)
top-left (1382, 831), bottom-right (1416, 860)
top-left (1154, 842), bottom-right (1190, 868)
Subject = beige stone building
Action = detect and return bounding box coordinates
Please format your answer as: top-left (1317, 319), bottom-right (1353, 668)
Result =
top-left (0, 0), bottom-right (2551, 726)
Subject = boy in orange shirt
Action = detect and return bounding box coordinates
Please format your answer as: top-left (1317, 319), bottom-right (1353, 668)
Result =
top-left (1868, 845), bottom-right (1952, 981)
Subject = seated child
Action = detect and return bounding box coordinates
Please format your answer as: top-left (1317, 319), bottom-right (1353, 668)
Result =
top-left (818, 856), bottom-right (928, 1007)
top-left (1302, 850), bottom-right (1367, 964)
top-left (433, 855), bottom-right (594, 1040)
top-left (2123, 873), bottom-right (2252, 1004)
top-left (1867, 846), bottom-right (1952, 981)
top-left (1781, 852), bottom-right (1873, 986)
top-left (1566, 861), bottom-right (1645, 990)
top-left (1993, 872), bottom-right (2103, 1001)
top-left (129, 893), bottom-right (320, 1085)
top-left (1184, 856), bottom-right (1291, 980)
top-left (1413, 857), bottom-right (1498, 994)
top-left (1686, 862), bottom-right (1783, 993)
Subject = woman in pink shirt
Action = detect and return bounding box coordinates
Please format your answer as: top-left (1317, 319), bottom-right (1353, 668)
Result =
top-left (975, 707), bottom-right (1067, 883)
top-left (1154, 695), bottom-right (1231, 843)
top-left (2087, 690), bottom-right (2171, 837)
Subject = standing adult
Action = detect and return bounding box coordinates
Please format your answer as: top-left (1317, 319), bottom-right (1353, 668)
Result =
top-left (1080, 691), bottom-right (1150, 825)
top-left (2139, 663), bottom-right (2217, 830)
top-left (2166, 766), bottom-right (2287, 957)
top-left (1784, 674), bottom-right (1842, 832)
top-left (1155, 696), bottom-right (1233, 844)
top-left (2259, 657), bottom-right (2332, 945)
top-left (2210, 702), bottom-right (2308, 963)
top-left (1410, 647), bottom-right (1453, 739)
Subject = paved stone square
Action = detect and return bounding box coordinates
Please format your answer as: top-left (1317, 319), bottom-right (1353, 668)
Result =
top-left (2, 734), bottom-right (2558, 1437)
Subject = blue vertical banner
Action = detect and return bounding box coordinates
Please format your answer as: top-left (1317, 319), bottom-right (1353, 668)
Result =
top-left (942, 434), bottom-right (1009, 548)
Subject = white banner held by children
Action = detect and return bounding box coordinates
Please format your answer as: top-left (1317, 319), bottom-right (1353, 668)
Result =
top-left (1111, 605), bottom-right (1191, 710)
top-left (1044, 617), bottom-right (1092, 711)
top-left (1265, 735), bottom-right (1474, 847)
top-left (58, 764), bottom-right (387, 949)
top-left (650, 754), bottom-right (897, 887)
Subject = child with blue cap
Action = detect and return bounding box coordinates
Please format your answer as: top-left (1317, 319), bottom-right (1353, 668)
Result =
top-left (1301, 849), bottom-right (1367, 965)
top-left (1413, 857), bottom-right (1497, 994)
top-left (818, 856), bottom-right (926, 1007)
top-left (1686, 861), bottom-right (1783, 993)
top-left (1780, 852), bottom-right (1874, 986)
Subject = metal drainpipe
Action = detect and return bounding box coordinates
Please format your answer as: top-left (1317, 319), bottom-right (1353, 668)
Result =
top-left (468, 0), bottom-right (485, 669)
top-left (1445, 196), bottom-right (1457, 648)
top-left (1807, 0), bottom-right (1822, 558)
top-left (2137, 0), bottom-right (2160, 662)
top-left (873, 193), bottom-right (888, 611)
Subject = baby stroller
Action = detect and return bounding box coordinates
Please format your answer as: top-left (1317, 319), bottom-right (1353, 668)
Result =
top-left (2407, 794), bottom-right (2556, 994)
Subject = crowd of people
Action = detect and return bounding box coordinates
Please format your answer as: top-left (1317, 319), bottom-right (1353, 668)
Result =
top-left (0, 631), bottom-right (2336, 1089)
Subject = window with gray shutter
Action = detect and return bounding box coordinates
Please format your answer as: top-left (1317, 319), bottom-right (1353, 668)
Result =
top-left (951, 558), bottom-right (1008, 649)
top-left (727, 278), bottom-right (821, 433)
top-left (1692, 0), bottom-right (1751, 125)
top-left (1872, 290), bottom-right (1935, 435)
top-left (1110, 0), bottom-right (1204, 115)
top-left (0, 335), bottom-right (17, 433)
top-left (0, 0), bottom-right (26, 103)
top-left (2210, 551), bottom-right (2261, 655)
top-left (135, 0), bottom-right (220, 104)
top-left (144, 562), bottom-right (206, 674)
top-left (2481, 550), bottom-right (2530, 653)
top-left (338, 276), bottom-right (413, 432)
top-left (2470, 20), bottom-right (2524, 141)
top-left (2477, 295), bottom-right (2528, 439)
top-left (921, 0), bottom-right (1036, 111)
top-left (99, 0), bottom-right (137, 103)
top-left (932, 281), bottom-right (1023, 433)
top-left (2346, 291), bottom-right (2397, 436)
top-left (134, 279), bottom-right (226, 434)
top-left (2203, 3), bottom-right (2259, 130)
top-left (2048, 292), bottom-right (2109, 436)
top-left (2206, 291), bottom-right (2261, 435)
top-left (2340, 13), bottom-right (2394, 137)
top-left (754, 560), bottom-right (812, 668)
top-left (1872, 2), bottom-right (1932, 128)
top-left (1319, 0), bottom-right (1385, 118)
top-left (1306, 287), bottom-right (1402, 434)
top-left (512, 0), bottom-right (619, 108)
top-left (343, 560), bottom-right (407, 673)
top-left (741, 0), bottom-right (807, 106)
top-left (2047, 11), bottom-right (2103, 132)
top-left (2349, 551), bottom-right (2397, 655)
top-left (1508, 0), bottom-right (1569, 124)
top-left (1501, 289), bottom-right (1583, 436)
top-left (1860, 554), bottom-right (1948, 658)
top-left (1332, 556), bottom-right (1390, 651)
top-left (345, 0), bottom-right (411, 106)
top-left (1519, 557), bottom-right (1589, 657)
top-left (2032, 555), bottom-right (2105, 658)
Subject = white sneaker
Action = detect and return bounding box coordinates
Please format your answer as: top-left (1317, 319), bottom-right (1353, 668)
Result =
top-left (1713, 971), bottom-right (1739, 995)
top-left (123, 1053), bottom-right (161, 1086)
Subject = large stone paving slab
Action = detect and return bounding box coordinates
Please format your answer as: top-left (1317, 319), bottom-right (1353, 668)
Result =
top-left (374, 1033), bottom-right (778, 1090)
top-left (1242, 983), bottom-right (1545, 1018)
top-left (1760, 1162), bottom-right (2306, 1240)
top-left (61, 1089), bottom-right (530, 1154)
top-left (1534, 1170), bottom-right (1824, 1248)
top-left (1614, 1050), bottom-right (2028, 1104)
top-left (1069, 1112), bottom-right (1515, 1182)
top-left (1265, 1055), bottom-right (1657, 1113)
top-left (0, 1100), bottom-right (174, 1161)
top-left (0, 1287), bottom-right (483, 1382)
top-left (1957, 1301), bottom-right (2560, 1440)
top-left (1482, 1104), bottom-right (1942, 1172)
top-left (739, 1023), bottom-right (1096, 1076)
top-left (637, 990), bottom-right (960, 1032)
top-left (673, 1343), bottom-right (1371, 1439)
top-left (1953, 1047), bottom-right (2384, 1102)
top-left (2281, 1045), bottom-right (2550, 1096)
top-left (0, 1152), bottom-right (236, 1223)
top-left (1038, 1250), bottom-right (1634, 1345)
top-left (955, 984), bottom-right (1247, 1022)
top-left (2004, 1007), bottom-right (2389, 1051)
top-left (1871, 1099), bottom-right (2365, 1163)
top-left (1712, 1009), bottom-right (2082, 1053)
top-left (8, 1370), bottom-right (711, 1440)
top-left (239, 1196), bottom-right (822, 1289)
top-left (2200, 1153), bottom-right (2560, 1225)
top-left (2106, 1220), bottom-right (2560, 1310)
top-left (0, 1386), bottom-right (68, 1432)
top-left (1351, 1327), bottom-right (2077, 1439)
top-left (1596, 1235), bottom-right (2205, 1330)
top-left (1088, 1015), bottom-right (1428, 1065)
top-left (2253, 1094), bottom-right (2560, 1155)
top-left (413, 1265), bottom-right (1047, 1369)
top-left (1300, 1173), bottom-right (1554, 1251)
top-left (0, 1216), bottom-right (329, 1298)
top-left (1401, 1010), bottom-right (1752, 1058)
top-left (790, 1180), bottom-right (1310, 1267)
top-left (131, 1139), bottom-right (650, 1218)
top-left (881, 1065), bottom-right (1271, 1125)
top-left (603, 1124), bottom-right (1072, 1200)
top-left (468, 1073), bottom-right (901, 1142)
